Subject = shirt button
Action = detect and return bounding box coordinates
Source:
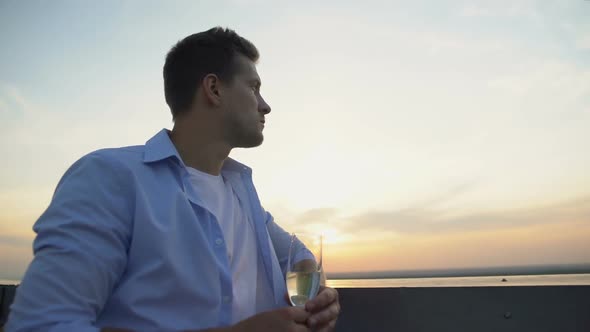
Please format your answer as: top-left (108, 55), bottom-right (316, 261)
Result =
top-left (223, 296), bottom-right (231, 303)
top-left (215, 238), bottom-right (223, 246)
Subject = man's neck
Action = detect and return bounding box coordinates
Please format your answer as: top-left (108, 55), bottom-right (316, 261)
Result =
top-left (169, 123), bottom-right (231, 176)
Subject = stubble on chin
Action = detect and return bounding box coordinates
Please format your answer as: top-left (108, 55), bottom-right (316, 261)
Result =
top-left (240, 133), bottom-right (264, 148)
top-left (230, 128), bottom-right (264, 148)
top-left (226, 114), bottom-right (265, 148)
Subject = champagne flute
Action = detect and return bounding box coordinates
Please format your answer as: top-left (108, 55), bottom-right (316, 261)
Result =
top-left (286, 232), bottom-right (323, 306)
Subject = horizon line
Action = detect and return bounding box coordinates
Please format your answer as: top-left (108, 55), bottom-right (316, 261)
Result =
top-left (328, 263), bottom-right (590, 280)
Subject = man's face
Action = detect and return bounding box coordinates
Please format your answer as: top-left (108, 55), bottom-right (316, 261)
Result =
top-left (220, 55), bottom-right (271, 148)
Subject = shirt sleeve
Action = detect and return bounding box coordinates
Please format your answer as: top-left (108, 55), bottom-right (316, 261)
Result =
top-left (264, 210), bottom-right (314, 276)
top-left (5, 151), bottom-right (133, 332)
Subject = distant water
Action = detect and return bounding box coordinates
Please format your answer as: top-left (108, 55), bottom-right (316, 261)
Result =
top-left (326, 273), bottom-right (590, 288)
top-left (5, 274), bottom-right (590, 288)
top-left (0, 279), bottom-right (19, 285)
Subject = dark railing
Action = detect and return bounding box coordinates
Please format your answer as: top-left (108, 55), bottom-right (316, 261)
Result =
top-left (2, 284), bottom-right (589, 331)
top-left (0, 284), bottom-right (17, 331)
top-left (336, 286), bottom-right (590, 332)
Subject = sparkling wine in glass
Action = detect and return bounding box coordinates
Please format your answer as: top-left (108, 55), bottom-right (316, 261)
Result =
top-left (286, 233), bottom-right (323, 306)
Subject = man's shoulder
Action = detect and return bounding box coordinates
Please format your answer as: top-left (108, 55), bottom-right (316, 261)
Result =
top-left (88, 145), bottom-right (145, 162)
top-left (70, 145), bottom-right (147, 177)
top-left (53, 145), bottom-right (150, 196)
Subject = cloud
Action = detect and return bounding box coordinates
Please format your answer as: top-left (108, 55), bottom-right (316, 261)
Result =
top-left (487, 60), bottom-right (590, 106)
top-left (316, 195), bottom-right (590, 236)
top-left (292, 196), bottom-right (590, 235)
top-left (0, 237), bottom-right (34, 280)
top-left (0, 81), bottom-right (65, 144)
top-left (275, 207), bottom-right (342, 235)
top-left (457, 0), bottom-right (541, 19)
top-left (405, 181), bottom-right (479, 210)
top-left (293, 208), bottom-right (339, 225)
top-left (0, 81), bottom-right (37, 117)
top-left (458, 4), bottom-right (496, 18)
top-left (0, 234), bottom-right (32, 247)
top-left (576, 34), bottom-right (590, 50)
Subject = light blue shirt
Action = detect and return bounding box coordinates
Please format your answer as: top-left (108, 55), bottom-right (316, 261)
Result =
top-left (6, 129), bottom-right (304, 332)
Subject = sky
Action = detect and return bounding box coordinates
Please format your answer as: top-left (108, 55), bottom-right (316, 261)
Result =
top-left (1, 0), bottom-right (589, 280)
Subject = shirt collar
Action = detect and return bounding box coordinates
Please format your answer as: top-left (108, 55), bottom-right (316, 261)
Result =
top-left (143, 129), bottom-right (183, 165)
top-left (143, 128), bottom-right (252, 175)
top-left (222, 157), bottom-right (253, 175)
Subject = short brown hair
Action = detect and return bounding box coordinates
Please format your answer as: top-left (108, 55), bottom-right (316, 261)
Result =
top-left (163, 27), bottom-right (259, 119)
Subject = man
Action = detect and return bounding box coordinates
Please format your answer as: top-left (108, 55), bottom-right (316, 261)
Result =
top-left (6, 27), bottom-right (340, 332)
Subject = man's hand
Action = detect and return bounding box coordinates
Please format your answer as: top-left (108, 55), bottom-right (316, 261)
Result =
top-left (231, 306), bottom-right (311, 332)
top-left (102, 308), bottom-right (310, 332)
top-left (305, 286), bottom-right (340, 332)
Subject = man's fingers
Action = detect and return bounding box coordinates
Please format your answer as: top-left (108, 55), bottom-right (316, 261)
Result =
top-left (316, 319), bottom-right (338, 332)
top-left (294, 324), bottom-right (313, 332)
top-left (285, 306), bottom-right (312, 323)
top-left (308, 302), bottom-right (340, 327)
top-left (288, 308), bottom-right (313, 332)
top-left (306, 286), bottom-right (339, 312)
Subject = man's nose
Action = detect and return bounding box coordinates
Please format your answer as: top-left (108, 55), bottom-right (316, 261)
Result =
top-left (258, 95), bottom-right (271, 115)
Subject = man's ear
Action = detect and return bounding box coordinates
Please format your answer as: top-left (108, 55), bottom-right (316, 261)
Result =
top-left (201, 73), bottom-right (222, 106)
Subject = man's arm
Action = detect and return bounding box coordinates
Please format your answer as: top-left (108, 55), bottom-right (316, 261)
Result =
top-left (264, 210), bottom-right (310, 274)
top-left (263, 210), bottom-right (340, 332)
top-left (101, 306), bottom-right (312, 332)
top-left (6, 152), bottom-right (133, 332)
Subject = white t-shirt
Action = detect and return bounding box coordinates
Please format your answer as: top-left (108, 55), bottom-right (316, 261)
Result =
top-left (186, 166), bottom-right (262, 323)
